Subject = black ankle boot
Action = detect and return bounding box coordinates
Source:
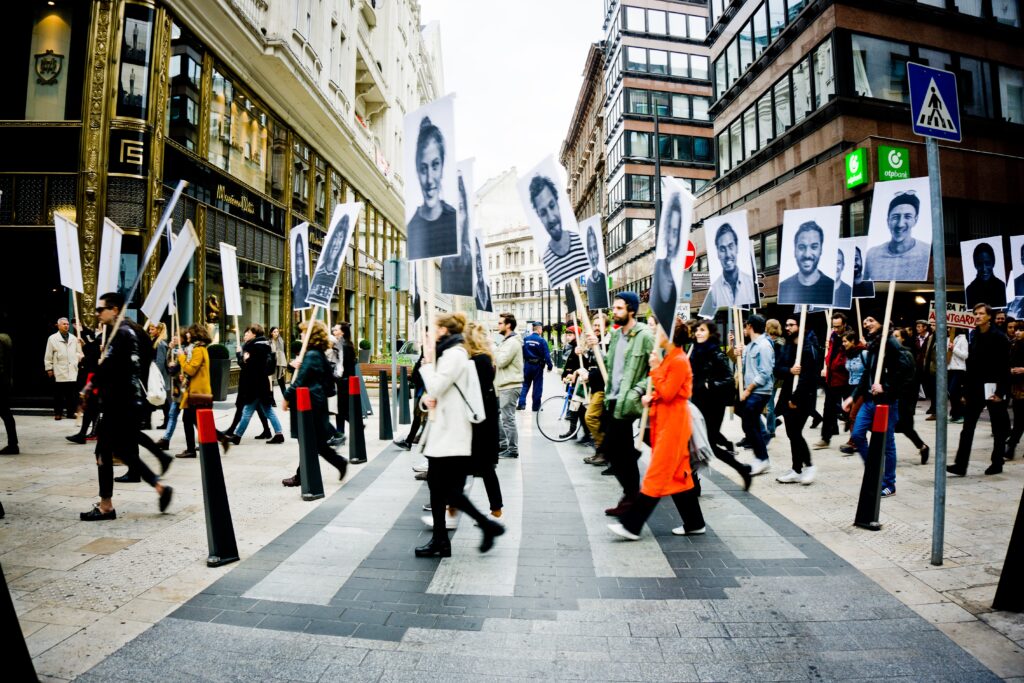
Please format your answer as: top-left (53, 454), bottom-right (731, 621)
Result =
top-left (415, 538), bottom-right (452, 558)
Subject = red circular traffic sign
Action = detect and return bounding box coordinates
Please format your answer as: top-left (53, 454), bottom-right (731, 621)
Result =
top-left (683, 240), bottom-right (696, 270)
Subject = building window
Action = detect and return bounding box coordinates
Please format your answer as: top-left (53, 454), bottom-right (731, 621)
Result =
top-left (689, 15), bottom-right (707, 40)
top-left (649, 49), bottom-right (668, 75)
top-left (729, 119), bottom-right (742, 167)
top-left (792, 58), bottom-right (812, 123)
top-left (851, 34), bottom-right (910, 103)
top-left (954, 0), bottom-right (984, 17)
top-left (673, 94), bottom-right (690, 119)
top-left (767, 0), bottom-right (786, 41)
top-left (628, 175), bottom-right (652, 202)
top-left (752, 3), bottom-right (769, 58)
top-left (999, 65), bottom-right (1024, 122)
top-left (714, 57), bottom-right (727, 99)
top-left (727, 40), bottom-right (740, 85)
top-left (788, 0), bottom-right (807, 21)
top-left (627, 46), bottom-right (646, 71)
top-left (292, 139), bottom-right (310, 217)
top-left (739, 22), bottom-right (754, 72)
top-left (691, 55), bottom-right (708, 81)
top-left (628, 88), bottom-right (649, 114)
top-left (742, 107), bottom-right (757, 158)
top-left (813, 40), bottom-right (835, 108)
top-left (773, 77), bottom-right (792, 135)
top-left (625, 6), bottom-right (646, 31)
top-left (959, 56), bottom-right (993, 118)
top-left (718, 132), bottom-right (730, 174)
top-left (694, 137), bottom-right (713, 163)
top-left (994, 0), bottom-right (1020, 26)
top-left (669, 12), bottom-right (687, 37)
top-left (648, 10), bottom-right (666, 35)
top-left (669, 52), bottom-right (688, 78)
top-left (167, 21), bottom-right (203, 151)
top-left (628, 131), bottom-right (650, 158)
top-left (764, 230), bottom-right (778, 269)
top-left (693, 97), bottom-right (710, 120)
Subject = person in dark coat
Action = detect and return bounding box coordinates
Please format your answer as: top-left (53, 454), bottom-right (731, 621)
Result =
top-left (465, 322), bottom-right (503, 517)
top-left (395, 353), bottom-right (426, 449)
top-left (281, 320), bottom-right (348, 487)
top-left (893, 328), bottom-right (930, 465)
top-left (221, 324), bottom-right (284, 446)
top-left (773, 320), bottom-right (820, 485)
top-left (689, 320), bottom-right (752, 490)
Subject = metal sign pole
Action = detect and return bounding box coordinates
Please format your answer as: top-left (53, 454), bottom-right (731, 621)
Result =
top-left (389, 255), bottom-right (399, 429)
top-left (928, 137), bottom-right (948, 566)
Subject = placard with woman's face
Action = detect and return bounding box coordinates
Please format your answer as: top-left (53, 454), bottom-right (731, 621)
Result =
top-left (650, 176), bottom-right (693, 338)
top-left (777, 206), bottom-right (841, 307)
top-left (579, 214), bottom-right (609, 310)
top-left (440, 159), bottom-right (475, 296)
top-left (307, 203), bottom-right (361, 308)
top-left (863, 176), bottom-right (932, 282)
top-left (290, 222), bottom-right (311, 310)
top-left (404, 94), bottom-right (459, 261)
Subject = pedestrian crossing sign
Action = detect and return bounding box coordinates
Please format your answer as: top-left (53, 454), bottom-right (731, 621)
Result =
top-left (908, 62), bottom-right (961, 142)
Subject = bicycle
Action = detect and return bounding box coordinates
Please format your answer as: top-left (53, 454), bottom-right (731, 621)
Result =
top-left (536, 381), bottom-right (587, 442)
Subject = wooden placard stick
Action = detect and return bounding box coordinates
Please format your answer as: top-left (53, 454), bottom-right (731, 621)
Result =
top-left (855, 298), bottom-right (864, 343)
top-left (294, 305), bottom-right (319, 367)
top-left (733, 307), bottom-right (743, 391)
top-left (569, 280), bottom-right (607, 382)
top-left (821, 307), bottom-right (833, 381)
top-left (793, 304), bottom-right (808, 392)
top-left (873, 280), bottom-right (896, 386)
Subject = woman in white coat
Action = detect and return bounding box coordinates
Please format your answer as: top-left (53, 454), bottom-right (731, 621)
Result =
top-left (416, 312), bottom-right (505, 558)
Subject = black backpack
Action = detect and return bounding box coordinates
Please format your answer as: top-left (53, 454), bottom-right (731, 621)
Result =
top-left (888, 344), bottom-right (917, 395)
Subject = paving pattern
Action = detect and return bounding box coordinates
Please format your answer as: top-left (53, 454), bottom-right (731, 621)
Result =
top-left (77, 416), bottom-right (1001, 682)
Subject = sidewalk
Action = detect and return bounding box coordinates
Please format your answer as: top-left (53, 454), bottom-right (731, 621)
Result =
top-left (2, 375), bottom-right (1022, 681)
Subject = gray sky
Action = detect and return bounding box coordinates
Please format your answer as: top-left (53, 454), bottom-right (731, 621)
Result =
top-left (418, 0), bottom-right (603, 190)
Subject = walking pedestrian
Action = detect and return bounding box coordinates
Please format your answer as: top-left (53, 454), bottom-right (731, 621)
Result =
top-left (599, 292), bottom-right (654, 516)
top-left (893, 328), bottom-right (931, 464)
top-left (414, 312), bottom-right (505, 557)
top-left (1006, 323), bottom-right (1024, 459)
top-left (175, 324), bottom-right (213, 459)
top-left (842, 311), bottom-right (909, 497)
top-left (270, 326), bottom-right (287, 401)
top-left (913, 320), bottom-right (936, 417)
top-left (581, 313), bottom-right (608, 464)
top-left (839, 331), bottom-right (867, 455)
top-left (518, 322), bottom-right (551, 411)
top-left (220, 324), bottom-right (285, 447)
top-left (148, 323), bottom-right (170, 429)
top-left (66, 323), bottom-right (103, 445)
top-left (465, 321), bottom-right (503, 518)
top-left (332, 323), bottom-right (356, 437)
top-left (734, 314), bottom-right (775, 476)
top-left (395, 353), bottom-right (426, 450)
top-left (689, 320), bottom-right (752, 490)
top-left (80, 292), bottom-right (172, 520)
top-left (815, 312), bottom-right (849, 449)
top-left (948, 303), bottom-right (1011, 476)
top-left (158, 330), bottom-right (187, 450)
top-left (609, 318), bottom-right (705, 539)
top-left (0, 322), bottom-right (17, 454)
top-left (947, 329), bottom-right (968, 424)
top-left (764, 318), bottom-right (784, 438)
top-left (281, 320), bottom-right (349, 487)
top-left (495, 313), bottom-right (523, 458)
top-left (775, 317), bottom-right (820, 484)
top-left (558, 327), bottom-right (587, 439)
top-left (44, 317), bottom-right (80, 420)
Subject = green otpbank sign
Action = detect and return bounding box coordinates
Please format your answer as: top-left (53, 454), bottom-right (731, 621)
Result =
top-left (844, 148), bottom-right (867, 189)
top-left (878, 145), bottom-right (910, 180)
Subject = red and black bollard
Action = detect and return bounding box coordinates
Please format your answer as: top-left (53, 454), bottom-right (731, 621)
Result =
top-left (854, 404), bottom-right (888, 531)
top-left (992, 485), bottom-right (1024, 612)
top-left (379, 370), bottom-right (393, 440)
top-left (348, 376), bottom-right (368, 464)
top-left (295, 387), bottom-right (325, 501)
top-left (196, 409), bottom-right (240, 567)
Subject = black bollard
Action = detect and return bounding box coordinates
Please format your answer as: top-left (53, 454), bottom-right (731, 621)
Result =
top-left (355, 365), bottom-right (373, 417)
top-left (196, 409), bottom-right (240, 567)
top-left (1, 562), bottom-right (37, 682)
top-left (348, 376), bottom-right (368, 464)
top-left (853, 404), bottom-right (888, 531)
top-left (295, 387), bottom-right (325, 501)
top-left (399, 365), bottom-right (411, 425)
top-left (992, 485), bottom-right (1024, 612)
top-left (379, 371), bottom-right (393, 440)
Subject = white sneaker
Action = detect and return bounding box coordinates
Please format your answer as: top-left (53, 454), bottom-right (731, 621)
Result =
top-left (607, 523), bottom-right (640, 541)
top-left (812, 440), bottom-right (830, 450)
top-left (775, 469), bottom-right (801, 484)
top-left (671, 526), bottom-right (706, 536)
top-left (800, 465), bottom-right (816, 485)
top-left (749, 459), bottom-right (771, 476)
top-left (422, 514), bottom-right (458, 530)
top-left (412, 461), bottom-right (429, 473)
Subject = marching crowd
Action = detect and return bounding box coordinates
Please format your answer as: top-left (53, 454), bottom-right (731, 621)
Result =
top-left (0, 292), bottom-right (1018, 551)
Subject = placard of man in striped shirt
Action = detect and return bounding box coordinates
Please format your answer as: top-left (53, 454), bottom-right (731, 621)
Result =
top-left (528, 174), bottom-right (589, 288)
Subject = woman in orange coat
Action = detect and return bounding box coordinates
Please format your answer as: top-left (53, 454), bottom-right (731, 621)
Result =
top-left (609, 317), bottom-right (706, 540)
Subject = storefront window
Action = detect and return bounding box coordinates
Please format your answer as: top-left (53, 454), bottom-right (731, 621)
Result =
top-left (167, 21), bottom-right (202, 151)
top-left (205, 255), bottom-right (283, 357)
top-left (12, 2), bottom-right (88, 121)
top-left (851, 34), bottom-right (910, 103)
top-left (208, 67), bottom-right (282, 196)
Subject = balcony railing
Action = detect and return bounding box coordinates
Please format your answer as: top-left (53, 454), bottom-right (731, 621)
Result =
top-left (230, 0), bottom-right (268, 33)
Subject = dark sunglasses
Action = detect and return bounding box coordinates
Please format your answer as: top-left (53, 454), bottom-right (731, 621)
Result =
top-left (95, 306), bottom-right (111, 313)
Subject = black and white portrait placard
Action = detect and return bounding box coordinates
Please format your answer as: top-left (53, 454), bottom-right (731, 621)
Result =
top-left (832, 238), bottom-right (857, 310)
top-left (850, 235), bottom-right (875, 299)
top-left (290, 222), bottom-right (311, 310)
top-left (1006, 234), bottom-right (1024, 302)
top-left (404, 95), bottom-right (459, 261)
top-left (579, 214), bottom-right (609, 310)
top-left (440, 159), bottom-right (475, 296)
top-left (473, 230), bottom-right (492, 313)
top-left (518, 156), bottom-right (589, 288)
top-left (961, 236), bottom-right (1008, 309)
top-left (777, 206), bottom-right (841, 307)
top-left (863, 176), bottom-right (932, 282)
top-left (703, 210), bottom-right (756, 311)
top-left (306, 203), bottom-right (361, 308)
top-left (411, 260), bottom-right (423, 324)
top-left (650, 177), bottom-right (693, 338)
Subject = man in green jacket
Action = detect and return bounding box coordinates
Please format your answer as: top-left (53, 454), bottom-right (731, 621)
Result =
top-left (590, 292), bottom-right (654, 516)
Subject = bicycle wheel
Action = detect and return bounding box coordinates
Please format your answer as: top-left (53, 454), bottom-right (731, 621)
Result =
top-left (536, 395), bottom-right (578, 442)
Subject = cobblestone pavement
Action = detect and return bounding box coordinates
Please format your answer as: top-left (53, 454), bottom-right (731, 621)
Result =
top-left (3, 373), bottom-right (1022, 681)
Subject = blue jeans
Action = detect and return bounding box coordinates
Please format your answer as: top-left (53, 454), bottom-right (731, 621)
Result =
top-left (235, 400), bottom-right (282, 436)
top-left (518, 363), bottom-right (545, 411)
top-left (851, 398), bottom-right (898, 492)
top-left (766, 387), bottom-right (779, 437)
top-left (737, 393), bottom-right (771, 461)
top-left (162, 401), bottom-right (180, 441)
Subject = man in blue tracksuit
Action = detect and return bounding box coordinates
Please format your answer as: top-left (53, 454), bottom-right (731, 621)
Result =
top-left (518, 323), bottom-right (552, 411)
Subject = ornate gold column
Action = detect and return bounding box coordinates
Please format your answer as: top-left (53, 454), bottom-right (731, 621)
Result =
top-left (78, 0), bottom-right (118, 326)
top-left (282, 130), bottom-right (294, 342)
top-left (143, 4), bottom-right (172, 292)
top-left (193, 203), bottom-right (206, 322)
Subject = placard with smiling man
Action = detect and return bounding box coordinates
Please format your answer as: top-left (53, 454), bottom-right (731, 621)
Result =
top-left (863, 176), bottom-right (932, 282)
top-left (777, 206), bottom-right (841, 307)
top-left (517, 155), bottom-right (589, 288)
top-left (704, 210), bottom-right (756, 311)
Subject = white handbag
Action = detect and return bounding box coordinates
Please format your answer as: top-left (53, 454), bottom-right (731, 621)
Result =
top-left (146, 362), bottom-right (167, 406)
